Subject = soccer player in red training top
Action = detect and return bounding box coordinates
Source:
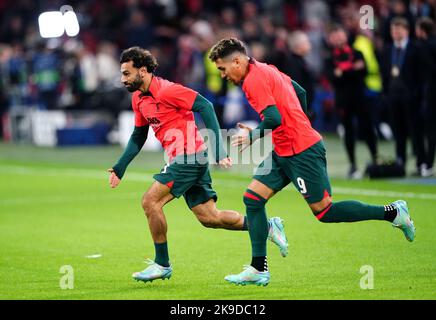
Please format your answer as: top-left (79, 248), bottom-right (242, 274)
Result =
top-left (108, 47), bottom-right (288, 283)
top-left (208, 38), bottom-right (416, 286)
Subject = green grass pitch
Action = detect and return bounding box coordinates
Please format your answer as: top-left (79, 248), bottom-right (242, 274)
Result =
top-left (0, 136), bottom-right (435, 300)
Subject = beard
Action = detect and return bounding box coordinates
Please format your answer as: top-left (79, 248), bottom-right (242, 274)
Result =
top-left (230, 78), bottom-right (241, 85)
top-left (124, 74), bottom-right (143, 92)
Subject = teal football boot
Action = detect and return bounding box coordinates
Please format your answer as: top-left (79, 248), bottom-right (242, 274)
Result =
top-left (224, 265), bottom-right (270, 286)
top-left (268, 217), bottom-right (289, 257)
top-left (391, 200), bottom-right (415, 242)
top-left (132, 259), bottom-right (172, 283)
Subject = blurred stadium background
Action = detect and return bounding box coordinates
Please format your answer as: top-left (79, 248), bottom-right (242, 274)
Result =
top-left (1, 0), bottom-right (436, 300)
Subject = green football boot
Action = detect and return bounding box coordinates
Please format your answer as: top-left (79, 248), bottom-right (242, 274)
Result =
top-left (391, 200), bottom-right (416, 242)
top-left (132, 259), bottom-right (172, 283)
top-left (224, 265), bottom-right (270, 286)
top-left (268, 217), bottom-right (289, 257)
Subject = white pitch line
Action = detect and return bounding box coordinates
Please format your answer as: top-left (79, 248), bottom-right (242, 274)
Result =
top-left (0, 165), bottom-right (154, 181)
top-left (215, 179), bottom-right (436, 201)
top-left (331, 186), bottom-right (436, 200)
top-left (0, 192), bottom-right (140, 206)
top-left (1, 165), bottom-right (436, 204)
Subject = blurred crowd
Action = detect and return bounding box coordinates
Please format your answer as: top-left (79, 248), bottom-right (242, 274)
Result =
top-left (0, 0), bottom-right (436, 177)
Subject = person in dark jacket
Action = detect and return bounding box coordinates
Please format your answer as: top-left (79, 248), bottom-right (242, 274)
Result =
top-left (325, 26), bottom-right (378, 179)
top-left (416, 17), bottom-right (436, 177)
top-left (380, 17), bottom-right (425, 175)
top-left (286, 31), bottom-right (316, 122)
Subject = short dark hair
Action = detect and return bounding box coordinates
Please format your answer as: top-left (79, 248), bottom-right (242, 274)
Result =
top-left (416, 17), bottom-right (435, 36)
top-left (120, 46), bottom-right (158, 73)
top-left (208, 38), bottom-right (248, 62)
top-left (391, 16), bottom-right (410, 30)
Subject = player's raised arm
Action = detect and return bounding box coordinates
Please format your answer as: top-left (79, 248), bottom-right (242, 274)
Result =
top-left (191, 93), bottom-right (231, 167)
top-left (231, 106), bottom-right (282, 152)
top-left (250, 105), bottom-right (282, 142)
top-left (108, 125), bottom-right (149, 188)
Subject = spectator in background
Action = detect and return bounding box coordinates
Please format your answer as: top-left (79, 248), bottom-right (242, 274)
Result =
top-left (31, 43), bottom-right (61, 110)
top-left (301, 0), bottom-right (331, 77)
top-left (381, 17), bottom-right (425, 176)
top-left (265, 27), bottom-right (290, 75)
top-left (341, 8), bottom-right (385, 139)
top-left (381, 0), bottom-right (416, 43)
top-left (60, 40), bottom-right (83, 110)
top-left (1, 15), bottom-right (25, 44)
top-left (192, 20), bottom-right (227, 128)
top-left (96, 41), bottom-right (121, 88)
top-left (242, 20), bottom-right (261, 45)
top-left (258, 16), bottom-right (276, 48)
top-left (430, 0), bottom-right (436, 20)
top-left (124, 11), bottom-right (155, 49)
top-left (5, 43), bottom-right (28, 107)
top-left (220, 6), bottom-right (239, 29)
top-left (325, 26), bottom-right (379, 179)
top-left (416, 16), bottom-right (436, 176)
top-left (287, 31), bottom-right (316, 121)
top-left (240, 0), bottom-right (261, 45)
top-left (96, 41), bottom-right (128, 115)
top-left (409, 0), bottom-right (433, 21)
top-left (242, 1), bottom-right (260, 21)
top-left (2, 0), bottom-right (436, 146)
top-left (250, 42), bottom-right (267, 62)
top-left (174, 34), bottom-right (202, 89)
top-left (0, 45), bottom-right (10, 140)
top-left (77, 43), bottom-right (98, 108)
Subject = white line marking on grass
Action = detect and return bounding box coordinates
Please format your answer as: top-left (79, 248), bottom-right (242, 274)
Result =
top-left (214, 179), bottom-right (436, 200)
top-left (0, 192), bottom-right (139, 206)
top-left (0, 165), bottom-right (154, 180)
top-left (331, 187), bottom-right (436, 200)
top-left (1, 165), bottom-right (436, 203)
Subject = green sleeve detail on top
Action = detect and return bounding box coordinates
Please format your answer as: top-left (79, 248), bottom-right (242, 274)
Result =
top-left (192, 94), bottom-right (227, 162)
top-left (112, 125), bottom-right (149, 178)
top-left (291, 79), bottom-right (307, 114)
top-left (249, 105), bottom-right (282, 143)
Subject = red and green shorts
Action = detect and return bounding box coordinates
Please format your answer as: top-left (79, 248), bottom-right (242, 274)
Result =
top-left (153, 151), bottom-right (217, 209)
top-left (253, 140), bottom-right (332, 204)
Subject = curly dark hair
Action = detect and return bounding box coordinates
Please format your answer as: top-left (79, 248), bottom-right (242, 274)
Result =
top-left (120, 46), bottom-right (158, 73)
top-left (208, 38), bottom-right (248, 62)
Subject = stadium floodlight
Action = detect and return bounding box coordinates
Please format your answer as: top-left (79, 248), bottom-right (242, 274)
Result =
top-left (38, 11), bottom-right (65, 38)
top-left (63, 10), bottom-right (80, 36)
top-left (61, 5), bottom-right (80, 37)
top-left (38, 5), bottom-right (80, 38)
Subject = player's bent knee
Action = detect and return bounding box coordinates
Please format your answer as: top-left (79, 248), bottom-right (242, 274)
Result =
top-left (141, 194), bottom-right (149, 211)
top-left (311, 203), bottom-right (334, 223)
top-left (142, 195), bottom-right (158, 216)
top-left (142, 202), bottom-right (154, 217)
top-left (243, 189), bottom-right (267, 210)
top-left (309, 197), bottom-right (333, 223)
